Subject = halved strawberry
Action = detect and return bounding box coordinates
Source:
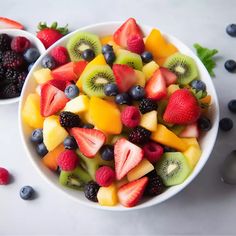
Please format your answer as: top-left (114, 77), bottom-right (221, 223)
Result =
top-left (40, 83), bottom-right (69, 117)
top-left (145, 68), bottom-right (167, 100)
top-left (69, 128), bottom-right (106, 158)
top-left (73, 60), bottom-right (88, 77)
top-left (114, 138), bottom-right (143, 180)
top-left (159, 67), bottom-right (177, 86)
top-left (112, 64), bottom-right (136, 92)
top-left (47, 79), bottom-right (67, 91)
top-left (179, 123), bottom-right (199, 138)
top-left (113, 18), bottom-right (143, 48)
top-left (118, 177), bottom-right (148, 207)
top-left (0, 17), bottom-right (23, 29)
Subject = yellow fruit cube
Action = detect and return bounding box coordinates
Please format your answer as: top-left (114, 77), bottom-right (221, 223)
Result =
top-left (97, 183), bottom-right (118, 206)
top-left (183, 145), bottom-right (202, 169)
top-left (181, 138), bottom-right (200, 149)
top-left (134, 70), bottom-right (146, 87)
top-left (100, 35), bottom-right (113, 45)
top-left (142, 61), bottom-right (159, 80)
top-left (22, 93), bottom-right (44, 129)
top-left (167, 84), bottom-right (180, 96)
top-left (63, 95), bottom-right (90, 113)
top-left (140, 110), bottom-right (158, 132)
top-left (107, 40), bottom-right (121, 54)
top-left (33, 68), bottom-right (53, 84)
top-left (127, 159), bottom-right (154, 181)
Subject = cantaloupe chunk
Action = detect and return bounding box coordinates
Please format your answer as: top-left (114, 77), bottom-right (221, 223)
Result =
top-left (167, 84), bottom-right (180, 96)
top-left (97, 183), bottom-right (118, 206)
top-left (183, 145), bottom-right (202, 169)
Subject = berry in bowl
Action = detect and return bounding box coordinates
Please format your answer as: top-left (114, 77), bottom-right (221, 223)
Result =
top-left (19, 18), bottom-right (219, 210)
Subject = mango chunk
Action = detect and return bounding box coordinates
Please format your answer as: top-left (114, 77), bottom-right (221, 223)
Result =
top-left (97, 183), bottom-right (118, 206)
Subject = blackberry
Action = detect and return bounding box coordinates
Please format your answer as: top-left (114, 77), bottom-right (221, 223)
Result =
top-left (145, 171), bottom-right (165, 196)
top-left (59, 111), bottom-right (81, 128)
top-left (16, 72), bottom-right (27, 92)
top-left (3, 50), bottom-right (24, 69)
top-left (5, 68), bottom-right (19, 83)
top-left (139, 98), bottom-right (158, 114)
top-left (0, 83), bottom-right (19, 98)
top-left (84, 181), bottom-right (100, 202)
top-left (0, 64), bottom-right (5, 80)
top-left (0, 51), bottom-right (4, 63)
top-left (128, 126), bottom-right (151, 144)
top-left (0, 34), bottom-right (11, 52)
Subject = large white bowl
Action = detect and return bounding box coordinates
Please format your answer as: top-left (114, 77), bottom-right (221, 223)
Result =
top-left (18, 22), bottom-right (219, 211)
top-left (0, 29), bottom-right (45, 105)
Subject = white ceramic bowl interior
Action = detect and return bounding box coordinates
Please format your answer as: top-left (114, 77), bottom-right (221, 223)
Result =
top-left (19, 22), bottom-right (219, 211)
top-left (0, 29), bottom-right (45, 105)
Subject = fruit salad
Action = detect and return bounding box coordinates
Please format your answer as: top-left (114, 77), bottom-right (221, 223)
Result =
top-left (22, 18), bottom-right (212, 208)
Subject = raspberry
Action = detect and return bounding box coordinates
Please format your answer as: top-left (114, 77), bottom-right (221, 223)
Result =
top-left (57, 150), bottom-right (78, 171)
top-left (127, 35), bottom-right (145, 54)
top-left (95, 166), bottom-right (115, 187)
top-left (84, 181), bottom-right (100, 202)
top-left (50, 46), bottom-right (69, 65)
top-left (11, 36), bottom-right (31, 53)
top-left (3, 51), bottom-right (24, 69)
top-left (143, 141), bottom-right (164, 163)
top-left (121, 106), bottom-right (141, 128)
top-left (139, 98), bottom-right (158, 114)
top-left (145, 171), bottom-right (164, 196)
top-left (59, 111), bottom-right (81, 128)
top-left (0, 83), bottom-right (19, 98)
top-left (128, 126), bottom-right (151, 144)
top-left (0, 167), bottom-right (10, 185)
top-left (0, 34), bottom-right (11, 52)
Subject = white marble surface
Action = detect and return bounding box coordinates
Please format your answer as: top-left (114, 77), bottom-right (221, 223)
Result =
top-left (1, 0), bottom-right (236, 235)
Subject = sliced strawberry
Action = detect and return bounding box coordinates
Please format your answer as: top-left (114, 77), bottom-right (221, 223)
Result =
top-left (73, 60), bottom-right (88, 78)
top-left (47, 79), bottom-right (67, 91)
top-left (69, 128), bottom-right (106, 158)
top-left (179, 123), bottom-right (199, 138)
top-left (114, 138), bottom-right (143, 180)
top-left (0, 17), bottom-right (23, 29)
top-left (112, 64), bottom-right (136, 92)
top-left (118, 177), bottom-right (148, 207)
top-left (127, 35), bottom-right (145, 54)
top-left (40, 83), bottom-right (69, 117)
top-left (145, 68), bottom-right (167, 100)
top-left (113, 18), bottom-right (143, 48)
top-left (160, 67), bottom-right (177, 86)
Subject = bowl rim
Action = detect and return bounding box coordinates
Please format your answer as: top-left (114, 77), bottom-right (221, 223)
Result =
top-left (18, 21), bottom-right (220, 211)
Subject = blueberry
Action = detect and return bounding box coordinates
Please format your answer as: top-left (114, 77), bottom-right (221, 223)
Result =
top-left (141, 51), bottom-right (153, 63)
top-left (65, 84), bottom-right (80, 99)
top-left (224, 60), bottom-right (236, 73)
top-left (228, 100), bottom-right (236, 113)
top-left (28, 63), bottom-right (34, 72)
top-left (82, 49), bottom-right (95, 62)
top-left (104, 83), bottom-right (119, 96)
top-left (31, 129), bottom-right (43, 143)
top-left (102, 44), bottom-right (113, 54)
top-left (115, 93), bottom-right (132, 105)
top-left (190, 80), bottom-right (206, 91)
top-left (36, 143), bottom-right (48, 157)
top-left (219, 118), bottom-right (233, 131)
top-left (64, 136), bottom-right (78, 150)
top-left (129, 85), bottom-right (145, 100)
top-left (83, 123), bottom-right (94, 129)
top-left (226, 24), bottom-right (236, 37)
top-left (100, 145), bottom-right (114, 161)
top-left (104, 51), bottom-right (116, 65)
top-left (198, 116), bottom-right (212, 131)
top-left (20, 186), bottom-right (34, 200)
top-left (41, 55), bottom-right (56, 69)
top-left (24, 48), bottom-right (40, 63)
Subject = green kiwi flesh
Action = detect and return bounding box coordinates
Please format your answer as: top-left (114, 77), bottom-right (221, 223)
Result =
top-left (157, 100), bottom-right (174, 127)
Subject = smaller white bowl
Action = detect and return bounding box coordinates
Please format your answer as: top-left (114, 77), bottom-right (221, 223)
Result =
top-left (0, 29), bottom-right (45, 105)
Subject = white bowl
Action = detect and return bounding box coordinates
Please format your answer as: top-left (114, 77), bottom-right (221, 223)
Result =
top-left (0, 29), bottom-right (45, 105)
top-left (18, 22), bottom-right (219, 211)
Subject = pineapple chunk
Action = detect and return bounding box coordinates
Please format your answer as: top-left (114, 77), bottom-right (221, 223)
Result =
top-left (140, 110), bottom-right (158, 132)
top-left (97, 183), bottom-right (118, 206)
top-left (142, 61), bottom-right (159, 80)
top-left (181, 138), bottom-right (200, 149)
top-left (183, 145), bottom-right (202, 169)
top-left (167, 84), bottom-right (180, 96)
top-left (33, 68), bottom-right (53, 84)
top-left (64, 95), bottom-right (90, 113)
top-left (134, 70), bottom-right (146, 87)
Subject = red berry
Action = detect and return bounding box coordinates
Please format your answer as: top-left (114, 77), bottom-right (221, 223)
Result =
top-left (143, 141), bottom-right (164, 163)
top-left (11, 36), bottom-right (31, 53)
top-left (50, 46), bottom-right (69, 65)
top-left (57, 150), bottom-right (78, 171)
top-left (3, 51), bottom-right (24, 69)
top-left (121, 106), bottom-right (141, 128)
top-left (95, 166), bottom-right (115, 187)
top-left (0, 167), bottom-right (10, 185)
top-left (127, 35), bottom-right (145, 54)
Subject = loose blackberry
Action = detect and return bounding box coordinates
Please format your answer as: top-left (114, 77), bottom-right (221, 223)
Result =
top-left (0, 34), bottom-right (11, 52)
top-left (59, 111), bottom-right (81, 128)
top-left (0, 83), bottom-right (20, 98)
top-left (128, 126), bottom-right (151, 144)
top-left (3, 50), bottom-right (24, 69)
top-left (16, 72), bottom-right (27, 92)
top-left (5, 68), bottom-right (19, 83)
top-left (84, 181), bottom-right (100, 202)
top-left (139, 98), bottom-right (158, 114)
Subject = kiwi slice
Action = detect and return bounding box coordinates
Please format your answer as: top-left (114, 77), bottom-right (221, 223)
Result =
top-left (81, 65), bottom-right (114, 97)
top-left (169, 125), bottom-right (185, 135)
top-left (157, 100), bottom-right (174, 127)
top-left (115, 50), bottom-right (143, 70)
top-left (67, 32), bottom-right (102, 61)
top-left (59, 166), bottom-right (92, 190)
top-left (156, 152), bottom-right (191, 186)
top-left (164, 53), bottom-right (198, 85)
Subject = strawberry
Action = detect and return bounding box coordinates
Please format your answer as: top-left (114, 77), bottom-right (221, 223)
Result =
top-left (50, 46), bottom-right (69, 65)
top-left (113, 18), bottom-right (143, 48)
top-left (159, 67), bottom-right (177, 86)
top-left (127, 35), bottom-right (145, 54)
top-left (114, 138), bottom-right (143, 180)
top-left (69, 128), bottom-right (106, 158)
top-left (47, 79), bottom-right (67, 91)
top-left (73, 60), bottom-right (88, 77)
top-left (179, 123), bottom-right (199, 138)
top-left (118, 177), bottom-right (148, 207)
top-left (145, 68), bottom-right (167, 100)
top-left (112, 64), bottom-right (136, 92)
top-left (40, 83), bottom-right (69, 117)
top-left (37, 22), bottom-right (68, 49)
top-left (163, 89), bottom-right (201, 125)
top-left (0, 17), bottom-right (23, 29)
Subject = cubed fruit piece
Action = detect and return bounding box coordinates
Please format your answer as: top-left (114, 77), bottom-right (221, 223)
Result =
top-left (167, 84), bottom-right (180, 96)
top-left (63, 95), bottom-right (90, 114)
top-left (42, 144), bottom-right (65, 171)
top-left (140, 110), bottom-right (158, 132)
top-left (134, 70), bottom-right (146, 87)
top-left (22, 93), bottom-right (44, 128)
top-left (43, 116), bottom-right (68, 151)
top-left (151, 124), bottom-right (188, 152)
top-left (107, 40), bottom-right (121, 54)
top-left (97, 183), bottom-right (118, 206)
top-left (89, 97), bottom-right (122, 134)
top-left (142, 61), bottom-right (159, 80)
top-left (100, 35), bottom-right (113, 45)
top-left (183, 145), bottom-right (202, 169)
top-left (33, 68), bottom-right (53, 84)
top-left (127, 158), bottom-right (154, 181)
top-left (181, 138), bottom-right (200, 149)
top-left (79, 110), bottom-right (94, 124)
top-left (156, 57), bottom-right (167, 66)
